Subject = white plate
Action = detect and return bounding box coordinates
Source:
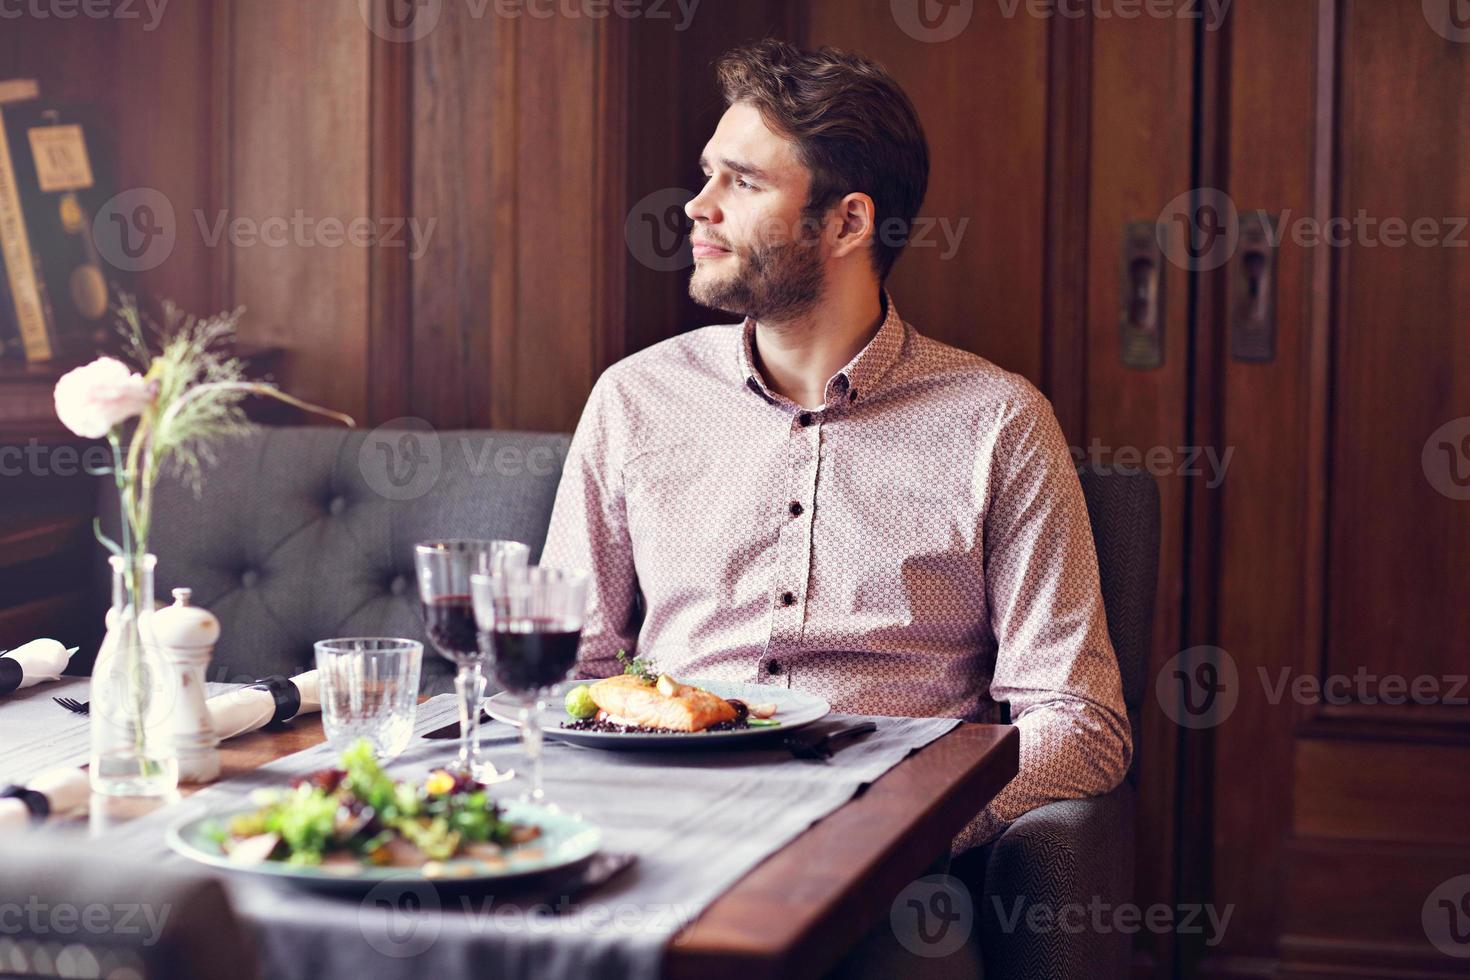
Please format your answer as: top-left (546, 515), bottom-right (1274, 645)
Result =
top-left (167, 799), bottom-right (601, 892)
top-left (486, 679), bottom-right (830, 750)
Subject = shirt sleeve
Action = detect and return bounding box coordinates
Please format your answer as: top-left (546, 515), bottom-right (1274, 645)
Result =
top-left (953, 391), bottom-right (1134, 852)
top-left (539, 375), bottom-right (641, 679)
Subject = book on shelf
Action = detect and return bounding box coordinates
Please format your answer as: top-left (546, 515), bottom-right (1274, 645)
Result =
top-left (0, 80), bottom-right (38, 105)
top-left (0, 78), bottom-right (39, 360)
top-left (0, 81), bottom-right (115, 363)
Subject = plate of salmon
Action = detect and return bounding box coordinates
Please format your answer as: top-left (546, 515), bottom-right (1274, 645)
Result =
top-left (484, 654), bottom-right (830, 750)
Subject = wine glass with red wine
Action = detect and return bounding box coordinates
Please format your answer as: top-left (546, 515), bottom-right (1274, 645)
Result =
top-left (414, 539), bottom-right (530, 780)
top-left (470, 566), bottom-right (588, 803)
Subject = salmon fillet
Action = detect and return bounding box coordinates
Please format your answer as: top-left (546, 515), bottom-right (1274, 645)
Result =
top-left (588, 674), bottom-right (738, 732)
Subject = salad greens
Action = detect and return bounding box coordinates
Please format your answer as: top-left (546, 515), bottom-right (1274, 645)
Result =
top-left (215, 739), bottom-right (531, 866)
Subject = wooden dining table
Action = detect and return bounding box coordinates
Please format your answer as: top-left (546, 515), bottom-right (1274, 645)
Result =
top-left (199, 713), bottom-right (1019, 980)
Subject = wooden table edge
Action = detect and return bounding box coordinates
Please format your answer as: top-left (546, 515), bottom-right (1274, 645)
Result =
top-left (663, 722), bottom-right (1019, 980)
top-left (139, 707), bottom-right (1017, 980)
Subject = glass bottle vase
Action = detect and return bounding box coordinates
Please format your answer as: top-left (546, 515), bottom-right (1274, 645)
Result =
top-left (90, 553), bottom-right (179, 797)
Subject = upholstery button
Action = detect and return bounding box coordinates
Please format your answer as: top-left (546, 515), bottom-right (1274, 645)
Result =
top-left (240, 569), bottom-right (260, 588)
top-left (768, 660), bottom-right (783, 675)
top-left (780, 591), bottom-right (796, 607)
top-left (788, 501), bottom-right (804, 517)
top-left (797, 412), bottom-right (814, 427)
top-left (389, 575), bottom-right (408, 596)
top-left (849, 388), bottom-right (859, 402)
top-left (328, 495), bottom-right (347, 516)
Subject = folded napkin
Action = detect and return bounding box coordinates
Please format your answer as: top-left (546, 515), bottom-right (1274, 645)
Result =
top-left (0, 640), bottom-right (74, 696)
top-left (209, 671), bottom-right (322, 741)
top-left (0, 768), bottom-right (90, 832)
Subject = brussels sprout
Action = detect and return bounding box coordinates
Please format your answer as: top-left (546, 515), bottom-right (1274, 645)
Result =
top-left (564, 684), bottom-right (598, 719)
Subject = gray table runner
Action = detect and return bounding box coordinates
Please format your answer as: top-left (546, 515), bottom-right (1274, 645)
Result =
top-left (0, 681), bottom-right (246, 785)
top-left (0, 677), bottom-right (93, 784)
top-left (85, 694), bottom-right (959, 980)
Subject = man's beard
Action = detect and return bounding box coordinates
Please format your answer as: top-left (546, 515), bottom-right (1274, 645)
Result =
top-left (688, 224), bottom-right (826, 322)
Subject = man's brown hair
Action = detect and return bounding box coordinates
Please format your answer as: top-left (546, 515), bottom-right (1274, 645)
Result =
top-left (714, 39), bottom-right (930, 282)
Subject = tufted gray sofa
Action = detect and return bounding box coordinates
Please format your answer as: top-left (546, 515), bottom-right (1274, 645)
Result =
top-left (90, 425), bottom-right (1158, 979)
top-left (92, 426), bottom-right (571, 693)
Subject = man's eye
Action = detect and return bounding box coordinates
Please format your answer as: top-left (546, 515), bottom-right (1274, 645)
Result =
top-left (735, 177), bottom-right (755, 190)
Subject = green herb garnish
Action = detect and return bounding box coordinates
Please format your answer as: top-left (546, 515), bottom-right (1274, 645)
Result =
top-left (617, 649), bottom-right (658, 684)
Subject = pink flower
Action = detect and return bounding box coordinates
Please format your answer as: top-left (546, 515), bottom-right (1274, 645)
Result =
top-left (53, 357), bottom-right (152, 439)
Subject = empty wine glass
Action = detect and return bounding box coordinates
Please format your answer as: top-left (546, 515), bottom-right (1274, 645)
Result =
top-left (414, 539), bottom-right (530, 781)
top-left (470, 566), bottom-right (588, 803)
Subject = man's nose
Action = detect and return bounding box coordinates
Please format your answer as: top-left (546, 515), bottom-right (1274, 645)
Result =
top-left (686, 185), bottom-right (721, 225)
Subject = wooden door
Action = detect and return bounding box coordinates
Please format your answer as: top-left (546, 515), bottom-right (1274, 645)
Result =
top-left (1186, 1), bottom-right (1470, 975)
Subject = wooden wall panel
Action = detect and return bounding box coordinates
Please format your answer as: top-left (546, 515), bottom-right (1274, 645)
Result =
top-left (1281, 838), bottom-right (1470, 977)
top-left (623, 1), bottom-right (798, 358)
top-left (1204, 0), bottom-right (1325, 966)
top-left (502, 14), bottom-right (610, 434)
top-left (1323, 0), bottom-right (1470, 691)
top-left (226, 0), bottom-right (373, 424)
top-left (804, 0), bottom-right (1049, 387)
top-left (408, 2), bottom-right (505, 428)
top-left (1293, 739), bottom-right (1470, 844)
top-left (1085, 13), bottom-right (1196, 977)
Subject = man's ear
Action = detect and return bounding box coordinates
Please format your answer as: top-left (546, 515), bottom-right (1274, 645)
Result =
top-left (828, 192), bottom-right (876, 260)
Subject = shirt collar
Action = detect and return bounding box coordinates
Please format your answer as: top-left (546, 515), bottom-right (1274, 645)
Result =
top-left (738, 290), bottom-right (906, 409)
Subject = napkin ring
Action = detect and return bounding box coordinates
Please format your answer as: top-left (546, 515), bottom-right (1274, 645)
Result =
top-left (0, 785), bottom-right (49, 823)
top-left (0, 658), bottom-right (22, 696)
top-left (248, 675), bottom-right (302, 727)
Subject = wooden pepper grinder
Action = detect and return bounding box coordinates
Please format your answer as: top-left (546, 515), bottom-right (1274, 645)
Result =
top-left (153, 588), bottom-right (221, 783)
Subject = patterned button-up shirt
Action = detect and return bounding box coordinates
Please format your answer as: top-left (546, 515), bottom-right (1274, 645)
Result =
top-left (540, 293), bottom-right (1131, 847)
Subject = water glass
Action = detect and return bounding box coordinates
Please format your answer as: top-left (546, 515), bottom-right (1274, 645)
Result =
top-left (314, 638), bottom-right (423, 761)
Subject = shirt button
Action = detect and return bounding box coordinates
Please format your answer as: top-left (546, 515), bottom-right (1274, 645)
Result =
top-left (768, 660), bottom-right (783, 675)
top-left (797, 412), bottom-right (814, 427)
top-left (788, 501), bottom-right (804, 517)
top-left (780, 591), bottom-right (796, 606)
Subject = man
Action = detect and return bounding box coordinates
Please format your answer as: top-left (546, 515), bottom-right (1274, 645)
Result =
top-left (541, 40), bottom-right (1130, 855)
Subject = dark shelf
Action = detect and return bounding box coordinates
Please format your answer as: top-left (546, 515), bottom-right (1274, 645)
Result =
top-left (0, 346), bottom-right (285, 443)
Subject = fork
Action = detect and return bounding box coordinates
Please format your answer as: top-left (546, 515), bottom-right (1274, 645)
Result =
top-left (53, 697), bottom-right (89, 716)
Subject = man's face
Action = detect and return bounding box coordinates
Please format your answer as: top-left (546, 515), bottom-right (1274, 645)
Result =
top-left (686, 103), bottom-right (829, 322)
